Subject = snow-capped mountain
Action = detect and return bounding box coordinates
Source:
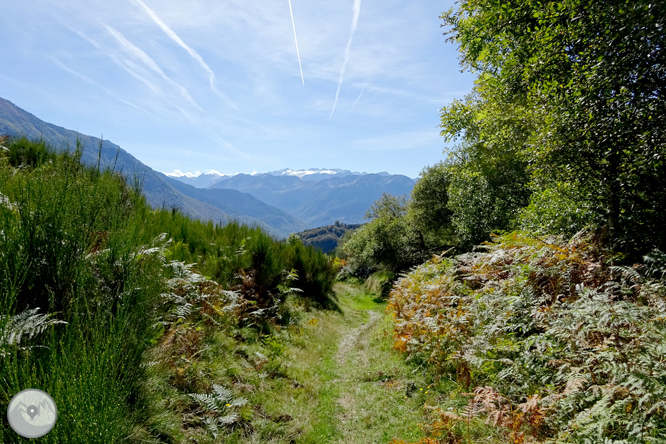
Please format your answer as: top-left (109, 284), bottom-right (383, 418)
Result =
top-left (165, 167), bottom-right (416, 227)
top-left (164, 170), bottom-right (231, 188)
top-left (167, 168), bottom-right (394, 187)
top-left (266, 168), bottom-right (360, 181)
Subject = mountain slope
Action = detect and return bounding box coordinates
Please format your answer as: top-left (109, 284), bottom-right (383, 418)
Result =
top-left (296, 222), bottom-right (363, 253)
top-left (210, 173), bottom-right (416, 227)
top-left (166, 178), bottom-right (306, 236)
top-left (0, 97), bottom-right (302, 237)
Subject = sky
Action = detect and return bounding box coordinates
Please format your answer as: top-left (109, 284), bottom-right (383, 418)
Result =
top-left (0, 0), bottom-right (475, 179)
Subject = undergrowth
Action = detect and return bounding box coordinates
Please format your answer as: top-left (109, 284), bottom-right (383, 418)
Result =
top-left (0, 137), bottom-right (336, 442)
top-left (388, 231), bottom-right (666, 443)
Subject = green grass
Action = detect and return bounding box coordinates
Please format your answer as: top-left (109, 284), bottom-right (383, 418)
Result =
top-left (0, 137), bottom-right (336, 443)
top-left (199, 281), bottom-right (436, 444)
top-left (133, 278), bottom-right (445, 443)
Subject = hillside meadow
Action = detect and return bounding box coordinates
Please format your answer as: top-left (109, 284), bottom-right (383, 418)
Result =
top-left (0, 137), bottom-right (337, 442)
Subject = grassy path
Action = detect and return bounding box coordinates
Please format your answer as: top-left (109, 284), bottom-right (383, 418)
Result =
top-left (247, 282), bottom-right (432, 443)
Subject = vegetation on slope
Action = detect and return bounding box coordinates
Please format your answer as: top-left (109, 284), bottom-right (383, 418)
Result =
top-left (0, 137), bottom-right (336, 442)
top-left (387, 232), bottom-right (666, 442)
top-left (337, 1), bottom-right (666, 443)
top-left (296, 221), bottom-right (362, 254)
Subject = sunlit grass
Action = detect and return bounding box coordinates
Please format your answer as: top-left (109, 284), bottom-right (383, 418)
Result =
top-left (0, 137), bottom-right (336, 443)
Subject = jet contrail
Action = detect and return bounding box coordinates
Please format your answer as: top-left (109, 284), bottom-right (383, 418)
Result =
top-left (352, 82), bottom-right (368, 109)
top-left (105, 25), bottom-right (203, 112)
top-left (287, 0), bottom-right (305, 85)
top-left (132, 0), bottom-right (238, 109)
top-left (330, 0), bottom-right (361, 118)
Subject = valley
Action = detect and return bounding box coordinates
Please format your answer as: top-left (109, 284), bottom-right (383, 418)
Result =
top-left (0, 97), bottom-right (415, 239)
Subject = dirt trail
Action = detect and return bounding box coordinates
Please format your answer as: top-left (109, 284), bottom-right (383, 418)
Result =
top-left (336, 310), bottom-right (380, 364)
top-left (333, 309), bottom-right (385, 442)
top-left (300, 283), bottom-right (426, 444)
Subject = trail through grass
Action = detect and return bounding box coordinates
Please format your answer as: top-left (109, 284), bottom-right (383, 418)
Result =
top-left (236, 281), bottom-right (432, 443)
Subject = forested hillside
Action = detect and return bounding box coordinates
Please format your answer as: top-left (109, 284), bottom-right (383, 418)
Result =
top-left (338, 0), bottom-right (666, 442)
top-left (296, 221), bottom-right (362, 254)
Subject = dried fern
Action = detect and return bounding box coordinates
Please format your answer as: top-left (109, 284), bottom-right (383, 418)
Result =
top-left (388, 231), bottom-right (666, 442)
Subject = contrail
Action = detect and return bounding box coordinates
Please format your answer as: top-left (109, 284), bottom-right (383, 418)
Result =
top-left (352, 82), bottom-right (368, 109)
top-left (132, 0), bottom-right (238, 109)
top-left (50, 56), bottom-right (164, 121)
top-left (287, 0), bottom-right (304, 85)
top-left (330, 0), bottom-right (361, 118)
top-left (105, 25), bottom-right (203, 112)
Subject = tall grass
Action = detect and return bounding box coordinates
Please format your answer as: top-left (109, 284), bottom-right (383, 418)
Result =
top-left (0, 137), bottom-right (336, 442)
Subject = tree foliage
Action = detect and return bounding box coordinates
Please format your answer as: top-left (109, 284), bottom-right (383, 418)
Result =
top-left (441, 0), bottom-right (666, 256)
top-left (340, 193), bottom-right (418, 276)
top-left (339, 177), bottom-right (459, 276)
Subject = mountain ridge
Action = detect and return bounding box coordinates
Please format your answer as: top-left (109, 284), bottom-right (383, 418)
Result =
top-left (0, 97), bottom-right (300, 238)
top-left (1, 96), bottom-right (416, 235)
top-left (208, 171), bottom-right (416, 227)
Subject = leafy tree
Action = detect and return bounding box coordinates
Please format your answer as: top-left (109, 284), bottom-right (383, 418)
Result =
top-left (440, 81), bottom-right (533, 248)
top-left (409, 163), bottom-right (455, 249)
top-left (341, 193), bottom-right (426, 275)
top-left (442, 0), bottom-right (666, 255)
top-left (365, 192), bottom-right (408, 220)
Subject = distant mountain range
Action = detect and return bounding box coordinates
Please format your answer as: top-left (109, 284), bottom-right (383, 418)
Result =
top-left (167, 169), bottom-right (415, 228)
top-left (0, 96), bottom-right (416, 237)
top-left (0, 97), bottom-right (299, 237)
top-left (166, 168), bottom-right (393, 188)
top-left (206, 172), bottom-right (415, 228)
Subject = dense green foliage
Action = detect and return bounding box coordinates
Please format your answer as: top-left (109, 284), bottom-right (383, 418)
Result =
top-left (342, 0), bottom-right (665, 278)
top-left (441, 0), bottom-right (666, 256)
top-left (389, 233), bottom-right (666, 442)
top-left (338, 181), bottom-right (458, 277)
top-left (440, 86), bottom-right (532, 249)
top-left (0, 138), bottom-right (335, 442)
top-left (338, 193), bottom-right (442, 277)
top-left (296, 221), bottom-right (362, 254)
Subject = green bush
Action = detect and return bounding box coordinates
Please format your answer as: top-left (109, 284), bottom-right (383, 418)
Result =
top-left (0, 137), bottom-right (336, 442)
top-left (517, 181), bottom-right (597, 237)
top-left (364, 270), bottom-right (396, 300)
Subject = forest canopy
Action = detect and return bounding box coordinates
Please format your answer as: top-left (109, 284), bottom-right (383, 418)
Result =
top-left (340, 0), bottom-right (665, 275)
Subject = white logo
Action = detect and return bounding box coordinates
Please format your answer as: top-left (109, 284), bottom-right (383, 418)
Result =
top-left (7, 389), bottom-right (58, 438)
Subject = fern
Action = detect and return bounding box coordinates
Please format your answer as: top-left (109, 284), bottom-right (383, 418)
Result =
top-left (389, 232), bottom-right (666, 442)
top-left (189, 384), bottom-right (248, 436)
top-left (0, 308), bottom-right (66, 354)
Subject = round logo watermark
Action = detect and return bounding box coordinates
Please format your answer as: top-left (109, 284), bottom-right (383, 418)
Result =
top-left (7, 389), bottom-right (57, 438)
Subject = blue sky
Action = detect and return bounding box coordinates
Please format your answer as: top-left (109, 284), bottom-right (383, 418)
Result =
top-left (0, 0), bottom-right (474, 178)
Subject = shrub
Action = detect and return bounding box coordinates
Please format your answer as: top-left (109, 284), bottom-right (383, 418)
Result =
top-left (0, 137), bottom-right (337, 442)
top-left (388, 231), bottom-right (666, 442)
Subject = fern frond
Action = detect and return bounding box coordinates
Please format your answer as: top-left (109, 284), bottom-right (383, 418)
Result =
top-left (212, 384), bottom-right (233, 402)
top-left (189, 393), bottom-right (219, 411)
top-left (0, 308), bottom-right (66, 347)
top-left (218, 413), bottom-right (239, 425)
top-left (230, 397), bottom-right (248, 407)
